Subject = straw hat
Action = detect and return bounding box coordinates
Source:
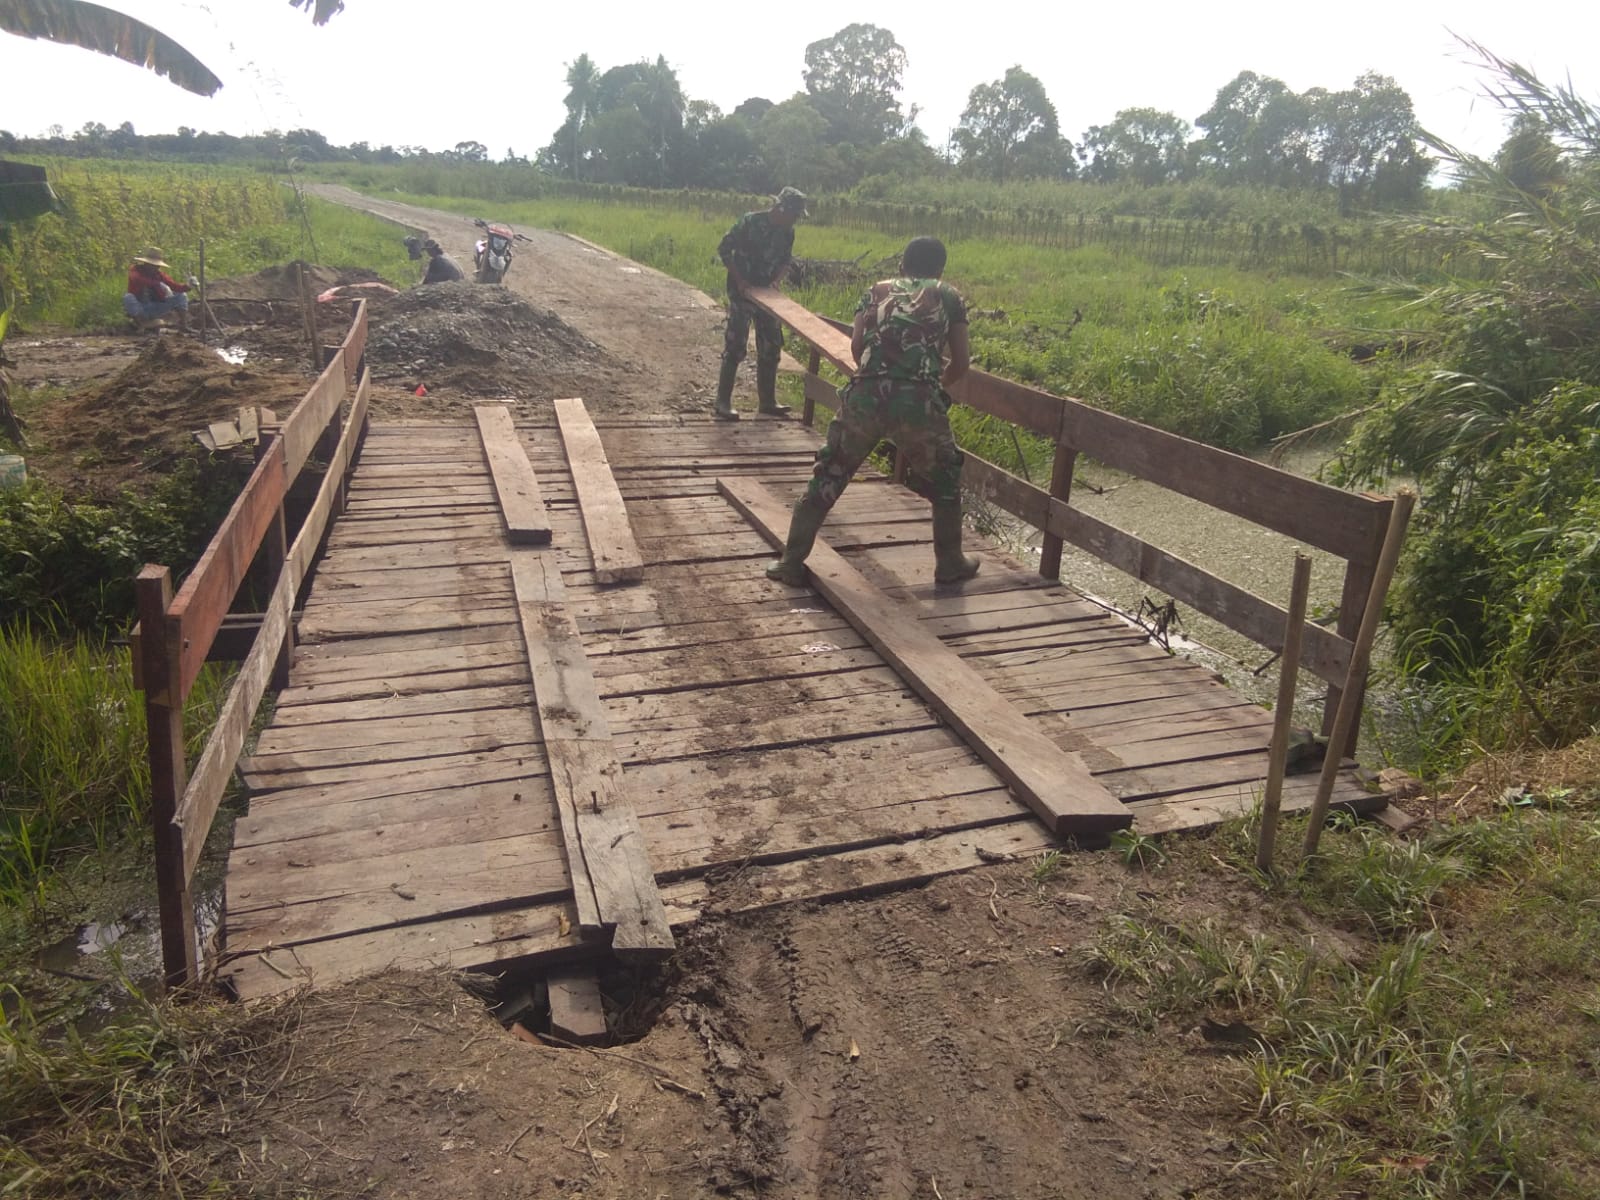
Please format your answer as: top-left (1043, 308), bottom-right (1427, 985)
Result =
top-left (132, 247), bottom-right (170, 268)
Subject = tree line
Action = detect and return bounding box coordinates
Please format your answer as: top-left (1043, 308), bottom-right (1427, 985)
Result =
top-left (4, 22), bottom-right (1450, 213)
top-left (535, 24), bottom-right (1437, 211)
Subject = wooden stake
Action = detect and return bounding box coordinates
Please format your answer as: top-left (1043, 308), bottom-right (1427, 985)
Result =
top-left (298, 263), bottom-right (321, 371)
top-left (1303, 488), bottom-right (1416, 860)
top-left (1256, 552), bottom-right (1313, 873)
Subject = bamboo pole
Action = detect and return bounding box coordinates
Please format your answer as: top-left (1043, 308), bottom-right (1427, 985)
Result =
top-left (1256, 552), bottom-right (1313, 873)
top-left (1302, 488), bottom-right (1417, 860)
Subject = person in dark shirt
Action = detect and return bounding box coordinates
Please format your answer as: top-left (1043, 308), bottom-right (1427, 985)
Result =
top-left (122, 247), bottom-right (192, 332)
top-left (421, 239), bottom-right (465, 284)
top-left (712, 186), bottom-right (808, 420)
top-left (766, 236), bottom-right (979, 586)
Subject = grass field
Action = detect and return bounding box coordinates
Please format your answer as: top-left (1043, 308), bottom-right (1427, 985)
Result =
top-left (366, 187), bottom-right (1419, 455)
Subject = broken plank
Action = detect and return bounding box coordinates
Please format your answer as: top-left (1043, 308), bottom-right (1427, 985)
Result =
top-left (720, 477), bottom-right (1131, 840)
top-left (474, 404), bottom-right (552, 545)
top-left (554, 398), bottom-right (644, 585)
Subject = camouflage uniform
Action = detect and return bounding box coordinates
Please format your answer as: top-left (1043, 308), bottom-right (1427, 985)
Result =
top-left (805, 276), bottom-right (969, 508)
top-left (717, 210), bottom-right (794, 372)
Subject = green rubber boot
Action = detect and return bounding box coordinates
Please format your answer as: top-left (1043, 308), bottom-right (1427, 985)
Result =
top-left (755, 357), bottom-right (790, 417)
top-left (932, 500), bottom-right (980, 584)
top-left (713, 357), bottom-right (740, 421)
top-left (765, 499), bottom-right (827, 585)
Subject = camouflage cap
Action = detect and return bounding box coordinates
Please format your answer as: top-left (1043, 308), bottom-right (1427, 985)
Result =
top-left (773, 186), bottom-right (809, 217)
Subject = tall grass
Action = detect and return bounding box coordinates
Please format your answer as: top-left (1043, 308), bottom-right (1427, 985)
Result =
top-left (0, 627), bottom-right (231, 906)
top-left (1083, 809), bottom-right (1600, 1197)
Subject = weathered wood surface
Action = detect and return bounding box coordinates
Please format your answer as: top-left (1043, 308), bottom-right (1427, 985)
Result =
top-left (222, 415), bottom-right (1384, 1000)
top-left (474, 404), bottom-right (551, 544)
top-left (553, 397), bottom-right (644, 584)
top-left (510, 552), bottom-right (674, 958)
top-left (719, 476), bottom-right (1131, 839)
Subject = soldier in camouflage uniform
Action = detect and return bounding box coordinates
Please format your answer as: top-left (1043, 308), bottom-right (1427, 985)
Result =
top-left (713, 187), bottom-right (809, 420)
top-left (766, 236), bottom-right (980, 586)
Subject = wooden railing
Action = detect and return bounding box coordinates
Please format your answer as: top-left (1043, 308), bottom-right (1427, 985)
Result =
top-left (132, 302), bottom-right (371, 989)
top-left (745, 287), bottom-right (1396, 755)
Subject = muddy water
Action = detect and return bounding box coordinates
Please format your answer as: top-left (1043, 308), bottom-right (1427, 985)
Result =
top-left (7, 824), bottom-right (231, 1032)
top-left (1000, 444), bottom-right (1375, 739)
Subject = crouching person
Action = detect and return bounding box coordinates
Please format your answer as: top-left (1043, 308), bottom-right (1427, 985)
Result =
top-left (123, 247), bottom-right (192, 332)
top-left (766, 236), bottom-right (979, 587)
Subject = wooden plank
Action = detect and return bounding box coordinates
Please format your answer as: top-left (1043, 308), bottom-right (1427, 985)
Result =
top-left (237, 406), bottom-right (260, 445)
top-left (553, 398), bottom-right (644, 584)
top-left (280, 351), bottom-right (347, 481)
top-left (510, 552), bottom-right (673, 958)
top-left (744, 286), bottom-right (854, 371)
top-left (1048, 501), bottom-right (1354, 686)
top-left (176, 562), bottom-right (293, 881)
top-left (208, 420), bottom-right (242, 450)
top-left (167, 437), bottom-right (288, 699)
top-left (719, 478), bottom-right (1131, 839)
top-left (548, 970), bottom-right (609, 1044)
top-left (221, 818), bottom-right (1057, 1000)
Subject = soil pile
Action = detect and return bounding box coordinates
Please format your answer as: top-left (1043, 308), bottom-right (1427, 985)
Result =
top-left (30, 337), bottom-right (312, 488)
top-left (362, 281), bottom-right (615, 398)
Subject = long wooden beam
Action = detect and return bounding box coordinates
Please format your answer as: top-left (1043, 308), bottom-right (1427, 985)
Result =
top-left (474, 405), bottom-right (551, 544)
top-left (719, 478), bottom-right (1131, 840)
top-left (509, 551), bottom-right (674, 958)
top-left (553, 398), bottom-right (644, 584)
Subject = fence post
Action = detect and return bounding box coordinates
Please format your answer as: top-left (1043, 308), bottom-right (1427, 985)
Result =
top-left (135, 564), bottom-right (198, 990)
top-left (1323, 495), bottom-right (1392, 757)
top-left (266, 500), bottom-right (294, 691)
top-left (803, 348), bottom-right (820, 427)
top-left (1038, 441), bottom-right (1078, 581)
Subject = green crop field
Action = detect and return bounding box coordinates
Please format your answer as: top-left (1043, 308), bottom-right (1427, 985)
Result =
top-left (365, 183), bottom-right (1418, 456)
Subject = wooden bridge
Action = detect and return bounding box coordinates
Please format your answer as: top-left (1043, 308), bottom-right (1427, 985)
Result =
top-left (134, 294), bottom-right (1403, 1000)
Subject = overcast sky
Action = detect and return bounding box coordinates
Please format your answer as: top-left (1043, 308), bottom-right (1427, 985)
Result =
top-left (2, 1), bottom-right (1594, 164)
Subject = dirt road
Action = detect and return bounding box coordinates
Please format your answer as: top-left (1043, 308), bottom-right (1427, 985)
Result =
top-left (308, 183), bottom-right (732, 416)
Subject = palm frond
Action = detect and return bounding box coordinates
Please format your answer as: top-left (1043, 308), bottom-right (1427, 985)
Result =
top-left (0, 0), bottom-right (221, 96)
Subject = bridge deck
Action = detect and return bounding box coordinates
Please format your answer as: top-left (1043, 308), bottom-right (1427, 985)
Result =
top-left (221, 414), bottom-right (1378, 998)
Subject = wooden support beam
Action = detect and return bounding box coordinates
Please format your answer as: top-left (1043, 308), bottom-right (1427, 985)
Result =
top-left (719, 478), bottom-right (1131, 840)
top-left (510, 552), bottom-right (674, 959)
top-left (135, 565), bottom-right (198, 989)
top-left (547, 968), bottom-right (609, 1044)
top-left (474, 405), bottom-right (552, 544)
top-left (553, 398), bottom-right (644, 584)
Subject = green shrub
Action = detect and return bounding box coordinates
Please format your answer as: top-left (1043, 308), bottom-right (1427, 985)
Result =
top-left (0, 456), bottom-right (249, 631)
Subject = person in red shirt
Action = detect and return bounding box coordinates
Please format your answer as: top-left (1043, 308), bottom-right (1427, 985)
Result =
top-left (122, 247), bottom-right (192, 332)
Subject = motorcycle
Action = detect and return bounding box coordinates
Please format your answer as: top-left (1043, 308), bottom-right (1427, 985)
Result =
top-left (473, 218), bottom-right (528, 284)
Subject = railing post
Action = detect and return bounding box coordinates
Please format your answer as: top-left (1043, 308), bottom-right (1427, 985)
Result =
top-left (266, 502), bottom-right (294, 691)
top-left (1038, 442), bottom-right (1078, 581)
top-left (1322, 496), bottom-right (1391, 757)
top-left (803, 348), bottom-right (820, 427)
top-left (135, 564), bottom-right (198, 990)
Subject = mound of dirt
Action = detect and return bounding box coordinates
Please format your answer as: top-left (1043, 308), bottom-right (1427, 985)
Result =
top-left (362, 281), bottom-right (615, 398)
top-left (30, 337), bottom-right (316, 489)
